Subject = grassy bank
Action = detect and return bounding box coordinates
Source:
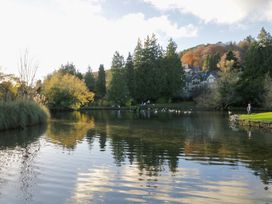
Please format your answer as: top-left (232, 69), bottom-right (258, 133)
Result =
top-left (240, 112), bottom-right (272, 122)
top-left (0, 100), bottom-right (50, 131)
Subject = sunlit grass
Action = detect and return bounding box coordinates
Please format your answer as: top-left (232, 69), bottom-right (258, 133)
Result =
top-left (0, 100), bottom-right (50, 131)
top-left (240, 112), bottom-right (272, 122)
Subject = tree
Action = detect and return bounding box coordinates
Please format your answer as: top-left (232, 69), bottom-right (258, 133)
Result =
top-left (203, 55), bottom-right (210, 70)
top-left (195, 83), bottom-right (221, 109)
top-left (258, 27), bottom-right (272, 46)
top-left (18, 49), bottom-right (39, 99)
top-left (125, 53), bottom-right (135, 99)
top-left (111, 51), bottom-right (124, 70)
top-left (0, 72), bottom-right (20, 102)
top-left (59, 63), bottom-right (83, 80)
top-left (108, 52), bottom-right (130, 106)
top-left (163, 38), bottom-right (183, 101)
top-left (217, 69), bottom-right (240, 109)
top-left (134, 34), bottom-right (164, 102)
top-left (95, 64), bottom-right (106, 98)
top-left (218, 50), bottom-right (241, 73)
top-left (225, 50), bottom-right (240, 71)
top-left (209, 52), bottom-right (220, 71)
top-left (18, 49), bottom-right (38, 88)
top-left (84, 66), bottom-right (96, 92)
top-left (43, 72), bottom-right (94, 110)
top-left (263, 74), bottom-right (272, 109)
top-left (238, 35), bottom-right (256, 64)
top-left (237, 28), bottom-right (272, 106)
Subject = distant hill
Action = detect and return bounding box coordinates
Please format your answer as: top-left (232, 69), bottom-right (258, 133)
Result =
top-left (180, 41), bottom-right (247, 70)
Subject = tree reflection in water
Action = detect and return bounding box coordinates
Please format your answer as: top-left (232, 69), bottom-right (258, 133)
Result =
top-left (85, 111), bottom-right (272, 185)
top-left (46, 112), bottom-right (95, 149)
top-left (1, 111), bottom-right (272, 204)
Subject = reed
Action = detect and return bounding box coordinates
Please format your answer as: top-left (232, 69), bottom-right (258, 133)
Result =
top-left (0, 100), bottom-right (50, 131)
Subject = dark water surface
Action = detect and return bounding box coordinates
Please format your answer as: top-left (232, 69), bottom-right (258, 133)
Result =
top-left (0, 111), bottom-right (272, 204)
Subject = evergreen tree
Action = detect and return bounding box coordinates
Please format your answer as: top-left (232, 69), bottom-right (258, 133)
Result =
top-left (96, 64), bottom-right (106, 98)
top-left (209, 52), bottom-right (220, 71)
top-left (134, 34), bottom-right (164, 102)
top-left (258, 27), bottom-right (272, 46)
top-left (59, 63), bottom-right (83, 79)
top-left (59, 63), bottom-right (76, 75)
top-left (134, 39), bottom-right (143, 66)
top-left (108, 52), bottom-right (130, 106)
top-left (225, 50), bottom-right (240, 71)
top-left (125, 53), bottom-right (135, 99)
top-left (111, 51), bottom-right (124, 70)
top-left (133, 39), bottom-right (144, 101)
top-left (84, 66), bottom-right (96, 92)
top-left (164, 38), bottom-right (183, 101)
top-left (237, 28), bottom-right (272, 106)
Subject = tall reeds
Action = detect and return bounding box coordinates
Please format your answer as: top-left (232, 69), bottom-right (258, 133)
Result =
top-left (0, 100), bottom-right (50, 131)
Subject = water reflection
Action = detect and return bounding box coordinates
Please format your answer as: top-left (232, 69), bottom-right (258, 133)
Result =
top-left (0, 125), bottom-right (46, 202)
top-left (0, 125), bottom-right (46, 149)
top-left (46, 112), bottom-right (95, 149)
top-left (86, 111), bottom-right (272, 185)
top-left (0, 111), bottom-right (272, 204)
top-left (73, 111), bottom-right (272, 203)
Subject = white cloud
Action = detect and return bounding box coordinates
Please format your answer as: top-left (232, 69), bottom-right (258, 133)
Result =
top-left (143, 0), bottom-right (272, 24)
top-left (0, 0), bottom-right (197, 79)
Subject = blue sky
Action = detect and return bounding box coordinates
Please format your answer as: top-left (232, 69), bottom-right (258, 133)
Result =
top-left (0, 0), bottom-right (271, 79)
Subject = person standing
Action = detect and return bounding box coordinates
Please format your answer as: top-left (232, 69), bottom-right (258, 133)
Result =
top-left (247, 103), bottom-right (251, 114)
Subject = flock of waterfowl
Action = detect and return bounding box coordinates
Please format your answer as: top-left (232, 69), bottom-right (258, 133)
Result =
top-left (152, 108), bottom-right (193, 115)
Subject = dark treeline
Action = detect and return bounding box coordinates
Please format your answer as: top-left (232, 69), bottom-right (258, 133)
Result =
top-left (108, 34), bottom-right (183, 106)
top-left (42, 34), bottom-right (183, 109)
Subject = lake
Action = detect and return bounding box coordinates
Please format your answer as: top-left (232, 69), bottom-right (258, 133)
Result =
top-left (0, 111), bottom-right (271, 204)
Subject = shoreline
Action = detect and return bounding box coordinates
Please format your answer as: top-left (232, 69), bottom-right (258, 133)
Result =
top-left (238, 119), bottom-right (272, 129)
top-left (230, 112), bottom-right (272, 129)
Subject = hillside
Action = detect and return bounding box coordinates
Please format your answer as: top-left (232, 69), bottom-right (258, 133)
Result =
top-left (180, 39), bottom-right (252, 70)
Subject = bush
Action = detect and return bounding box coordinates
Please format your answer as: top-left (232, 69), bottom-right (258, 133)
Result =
top-left (43, 73), bottom-right (94, 110)
top-left (0, 100), bottom-right (50, 131)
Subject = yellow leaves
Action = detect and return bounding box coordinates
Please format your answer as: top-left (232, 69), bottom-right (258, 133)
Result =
top-left (43, 72), bottom-right (94, 109)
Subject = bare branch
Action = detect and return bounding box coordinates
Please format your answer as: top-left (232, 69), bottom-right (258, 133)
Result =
top-left (18, 49), bottom-right (39, 87)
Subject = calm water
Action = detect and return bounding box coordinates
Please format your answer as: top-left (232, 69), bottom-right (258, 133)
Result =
top-left (0, 111), bottom-right (272, 204)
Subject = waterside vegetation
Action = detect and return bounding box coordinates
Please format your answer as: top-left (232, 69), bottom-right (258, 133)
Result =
top-left (0, 100), bottom-right (49, 131)
top-left (0, 50), bottom-right (50, 131)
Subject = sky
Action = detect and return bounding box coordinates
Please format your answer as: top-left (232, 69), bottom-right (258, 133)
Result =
top-left (0, 0), bottom-right (271, 79)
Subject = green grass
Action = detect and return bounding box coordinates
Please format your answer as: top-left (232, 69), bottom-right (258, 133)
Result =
top-left (239, 112), bottom-right (272, 122)
top-left (0, 100), bottom-right (50, 131)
